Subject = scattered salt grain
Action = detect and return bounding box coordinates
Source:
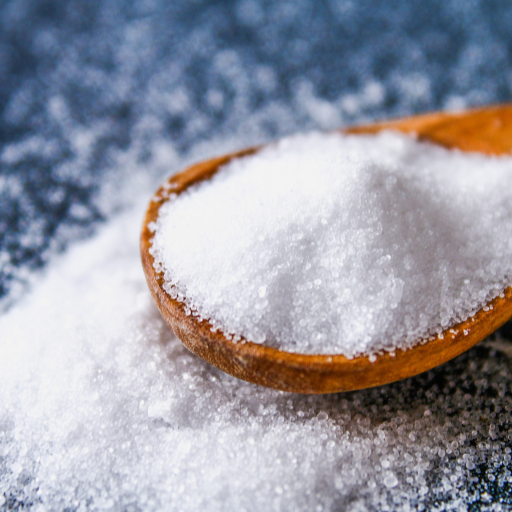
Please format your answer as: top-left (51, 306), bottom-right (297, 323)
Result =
top-left (151, 131), bottom-right (512, 356)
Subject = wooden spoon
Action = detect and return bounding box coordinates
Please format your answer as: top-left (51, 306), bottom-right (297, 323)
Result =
top-left (141, 104), bottom-right (512, 394)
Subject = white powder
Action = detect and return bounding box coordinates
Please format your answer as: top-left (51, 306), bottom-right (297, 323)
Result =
top-left (151, 131), bottom-right (512, 357)
top-left (1, 202), bottom-right (512, 511)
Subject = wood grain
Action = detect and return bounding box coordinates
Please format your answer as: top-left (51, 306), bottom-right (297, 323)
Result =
top-left (141, 104), bottom-right (512, 394)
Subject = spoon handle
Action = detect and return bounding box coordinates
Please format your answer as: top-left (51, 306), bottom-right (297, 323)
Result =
top-left (348, 104), bottom-right (512, 155)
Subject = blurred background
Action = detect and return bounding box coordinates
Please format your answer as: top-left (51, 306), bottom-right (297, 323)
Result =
top-left (1, 0), bottom-right (512, 306)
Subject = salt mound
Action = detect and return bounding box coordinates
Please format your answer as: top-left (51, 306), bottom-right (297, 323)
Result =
top-left (2, 203), bottom-right (512, 512)
top-left (151, 131), bottom-right (512, 356)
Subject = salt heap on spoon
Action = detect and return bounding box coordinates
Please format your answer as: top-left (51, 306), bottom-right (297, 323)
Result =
top-left (150, 131), bottom-right (512, 359)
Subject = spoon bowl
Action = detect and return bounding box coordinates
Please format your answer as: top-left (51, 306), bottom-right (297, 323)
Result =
top-left (141, 104), bottom-right (512, 394)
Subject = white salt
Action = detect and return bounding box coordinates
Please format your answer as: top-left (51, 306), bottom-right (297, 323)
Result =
top-left (1, 204), bottom-right (512, 511)
top-left (151, 131), bottom-right (512, 356)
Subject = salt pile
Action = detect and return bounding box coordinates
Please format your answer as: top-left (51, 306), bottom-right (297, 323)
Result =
top-left (151, 131), bottom-right (512, 357)
top-left (1, 203), bottom-right (512, 511)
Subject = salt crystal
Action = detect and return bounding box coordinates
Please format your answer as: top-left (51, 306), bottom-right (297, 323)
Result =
top-left (383, 471), bottom-right (398, 488)
top-left (151, 131), bottom-right (512, 356)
